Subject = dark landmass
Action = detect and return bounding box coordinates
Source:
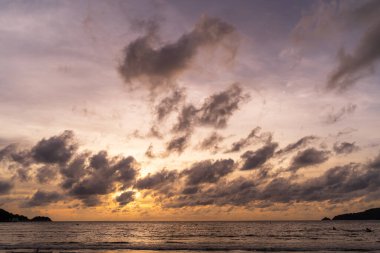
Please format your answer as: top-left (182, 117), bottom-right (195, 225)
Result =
top-left (0, 208), bottom-right (52, 222)
top-left (333, 208), bottom-right (380, 220)
top-left (321, 217), bottom-right (331, 221)
top-left (31, 216), bottom-right (52, 222)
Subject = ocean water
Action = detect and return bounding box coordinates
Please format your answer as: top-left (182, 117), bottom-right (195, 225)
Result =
top-left (0, 221), bottom-right (379, 252)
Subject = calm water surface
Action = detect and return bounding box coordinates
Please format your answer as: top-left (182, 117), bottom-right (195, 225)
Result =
top-left (0, 221), bottom-right (379, 252)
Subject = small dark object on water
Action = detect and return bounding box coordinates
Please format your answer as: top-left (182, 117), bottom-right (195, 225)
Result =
top-left (333, 226), bottom-right (337, 230)
top-left (321, 217), bottom-right (331, 221)
top-left (366, 228), bottom-right (373, 232)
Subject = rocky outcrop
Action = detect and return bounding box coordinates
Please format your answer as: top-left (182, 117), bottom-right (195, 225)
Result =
top-left (0, 208), bottom-right (52, 222)
top-left (31, 216), bottom-right (52, 222)
top-left (333, 208), bottom-right (380, 220)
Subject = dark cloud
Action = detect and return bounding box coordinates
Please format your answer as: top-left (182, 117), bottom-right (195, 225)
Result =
top-left (135, 169), bottom-right (178, 197)
top-left (155, 88), bottom-right (186, 121)
top-left (0, 144), bottom-right (31, 166)
top-left (32, 130), bottom-right (78, 164)
top-left (60, 153), bottom-right (88, 190)
top-left (67, 151), bottom-right (139, 206)
top-left (119, 16), bottom-right (236, 94)
top-left (144, 144), bottom-right (155, 159)
top-left (115, 191), bottom-right (135, 206)
top-left (36, 166), bottom-right (58, 184)
top-left (323, 103), bottom-right (356, 124)
top-left (369, 153), bottom-right (380, 169)
top-left (135, 169), bottom-right (178, 190)
top-left (168, 83), bottom-right (249, 154)
top-left (288, 148), bottom-right (330, 172)
top-left (333, 142), bottom-right (360, 155)
top-left (162, 156), bottom-right (380, 208)
top-left (0, 131), bottom-right (140, 207)
top-left (165, 133), bottom-right (191, 154)
top-left (197, 132), bottom-right (224, 152)
top-left (226, 127), bottom-right (273, 153)
top-left (23, 190), bottom-right (63, 207)
top-left (327, 1), bottom-right (380, 91)
top-left (197, 83), bottom-right (249, 128)
top-left (182, 186), bottom-right (199, 195)
top-left (276, 136), bottom-right (318, 156)
top-left (172, 104), bottom-right (197, 133)
top-left (165, 177), bottom-right (257, 208)
top-left (0, 180), bottom-right (13, 195)
top-left (15, 168), bottom-right (31, 182)
top-left (225, 127), bottom-right (261, 153)
top-left (182, 159), bottom-right (235, 186)
top-left (240, 142), bottom-right (278, 170)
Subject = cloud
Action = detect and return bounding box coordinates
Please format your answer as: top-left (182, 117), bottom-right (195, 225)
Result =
top-left (197, 132), bottom-right (224, 152)
top-left (23, 190), bottom-right (63, 207)
top-left (165, 133), bottom-right (192, 154)
top-left (225, 127), bottom-right (273, 153)
top-left (154, 88), bottom-right (186, 121)
top-left (169, 83), bottom-right (249, 154)
top-left (322, 103), bottom-right (356, 124)
top-left (67, 151), bottom-right (139, 206)
top-left (119, 16), bottom-right (236, 95)
top-left (32, 130), bottom-right (78, 164)
top-left (60, 153), bottom-right (88, 190)
top-left (369, 153), bottom-right (380, 169)
top-left (135, 169), bottom-right (178, 197)
top-left (240, 142), bottom-right (278, 170)
top-left (162, 156), bottom-right (380, 208)
top-left (135, 169), bottom-right (177, 190)
top-left (0, 180), bottom-right (13, 195)
top-left (333, 142), bottom-right (360, 155)
top-left (115, 191), bottom-right (135, 206)
top-left (171, 104), bottom-right (198, 133)
top-left (35, 166), bottom-right (58, 184)
top-left (182, 159), bottom-right (235, 186)
top-left (327, 1), bottom-right (380, 91)
top-left (0, 144), bottom-right (31, 166)
top-left (0, 131), bottom-right (141, 207)
top-left (197, 83), bottom-right (249, 128)
top-left (288, 148), bottom-right (330, 172)
top-left (144, 144), bottom-right (155, 159)
top-left (276, 136), bottom-right (318, 156)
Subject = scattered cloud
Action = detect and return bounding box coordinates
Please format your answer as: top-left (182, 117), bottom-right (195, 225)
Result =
top-left (119, 16), bottom-right (236, 95)
top-left (0, 180), bottom-right (13, 195)
top-left (31, 130), bottom-right (78, 165)
top-left (240, 142), bottom-right (278, 170)
top-left (23, 190), bottom-right (63, 207)
top-left (288, 148), bottom-right (330, 172)
top-left (276, 136), bottom-right (318, 156)
top-left (154, 88), bottom-right (186, 121)
top-left (333, 142), bottom-right (360, 155)
top-left (327, 0), bottom-right (380, 91)
top-left (197, 132), bottom-right (224, 152)
top-left (322, 103), bottom-right (356, 124)
top-left (115, 191), bottom-right (135, 206)
top-left (226, 127), bottom-right (272, 153)
top-left (182, 159), bottom-right (235, 186)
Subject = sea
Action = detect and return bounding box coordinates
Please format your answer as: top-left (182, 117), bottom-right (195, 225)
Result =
top-left (0, 221), bottom-right (379, 253)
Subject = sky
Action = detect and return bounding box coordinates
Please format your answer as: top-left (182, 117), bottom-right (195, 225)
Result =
top-left (1, 0), bottom-right (380, 221)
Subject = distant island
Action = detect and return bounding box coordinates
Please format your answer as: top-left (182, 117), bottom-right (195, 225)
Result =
top-left (0, 208), bottom-right (52, 222)
top-left (322, 208), bottom-right (380, 221)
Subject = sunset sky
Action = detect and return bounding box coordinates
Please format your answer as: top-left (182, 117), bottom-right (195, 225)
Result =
top-left (1, 0), bottom-right (380, 221)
